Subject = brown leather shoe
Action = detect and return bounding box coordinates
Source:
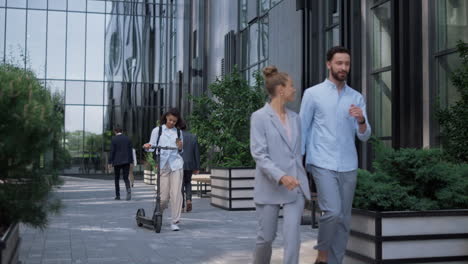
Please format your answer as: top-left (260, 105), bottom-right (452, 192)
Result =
top-left (186, 200), bottom-right (192, 212)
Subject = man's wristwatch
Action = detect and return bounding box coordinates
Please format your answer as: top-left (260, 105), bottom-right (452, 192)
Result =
top-left (358, 117), bottom-right (366, 125)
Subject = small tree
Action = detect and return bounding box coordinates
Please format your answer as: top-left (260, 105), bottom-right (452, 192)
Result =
top-left (436, 41), bottom-right (468, 163)
top-left (188, 68), bottom-right (266, 168)
top-left (0, 64), bottom-right (65, 229)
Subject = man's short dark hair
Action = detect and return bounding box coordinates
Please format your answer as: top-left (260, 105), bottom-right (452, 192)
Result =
top-left (114, 127), bottom-right (123, 133)
top-left (326, 46), bottom-right (351, 61)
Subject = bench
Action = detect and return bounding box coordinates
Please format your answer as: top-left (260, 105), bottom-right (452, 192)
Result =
top-left (191, 175), bottom-right (211, 198)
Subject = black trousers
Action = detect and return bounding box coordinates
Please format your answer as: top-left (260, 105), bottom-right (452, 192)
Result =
top-left (114, 164), bottom-right (131, 197)
top-left (181, 170), bottom-right (193, 208)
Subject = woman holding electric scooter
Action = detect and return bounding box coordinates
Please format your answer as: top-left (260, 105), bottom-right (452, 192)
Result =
top-left (143, 108), bottom-right (184, 231)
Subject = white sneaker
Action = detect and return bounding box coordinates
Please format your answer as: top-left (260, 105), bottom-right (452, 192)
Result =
top-left (170, 224), bottom-right (180, 231)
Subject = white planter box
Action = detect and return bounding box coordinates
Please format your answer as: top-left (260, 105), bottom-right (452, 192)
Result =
top-left (0, 223), bottom-right (20, 264)
top-left (143, 170), bottom-right (156, 185)
top-left (345, 209), bottom-right (468, 264)
top-left (210, 167), bottom-right (255, 210)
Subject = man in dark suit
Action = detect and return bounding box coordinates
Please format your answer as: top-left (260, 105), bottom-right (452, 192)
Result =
top-left (179, 122), bottom-right (200, 212)
top-left (108, 127), bottom-right (133, 200)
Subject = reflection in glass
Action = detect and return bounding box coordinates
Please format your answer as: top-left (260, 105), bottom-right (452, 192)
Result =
top-left (259, 17), bottom-right (268, 61)
top-left (47, 11), bottom-right (66, 79)
top-left (240, 0), bottom-right (247, 29)
top-left (372, 1), bottom-right (392, 69)
top-left (249, 23), bottom-right (259, 66)
top-left (372, 70), bottom-right (392, 138)
top-left (7, 0), bottom-right (26, 8)
top-left (67, 12), bottom-right (86, 80)
top-left (0, 8), bottom-right (5, 62)
top-left (27, 10), bottom-right (47, 78)
top-left (48, 0), bottom-right (66, 10)
top-left (46, 80), bottom-right (65, 102)
top-left (65, 105), bottom-right (84, 173)
top-left (66, 81), bottom-right (85, 104)
top-left (260, 0), bottom-right (270, 14)
top-left (271, 0), bottom-right (282, 7)
top-left (437, 52), bottom-right (462, 108)
top-left (68, 0), bottom-right (86, 12)
top-left (85, 81), bottom-right (104, 105)
top-left (0, 0), bottom-right (4, 7)
top-left (326, 26), bottom-right (340, 51)
top-left (437, 0), bottom-right (468, 51)
top-left (86, 13), bottom-right (105, 80)
top-left (28, 0), bottom-right (47, 9)
top-left (85, 106), bottom-right (103, 134)
top-left (5, 9), bottom-right (26, 66)
top-left (326, 0), bottom-right (339, 25)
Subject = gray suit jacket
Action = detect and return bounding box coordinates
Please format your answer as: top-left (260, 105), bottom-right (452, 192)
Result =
top-left (250, 103), bottom-right (311, 204)
top-left (182, 130), bottom-right (200, 170)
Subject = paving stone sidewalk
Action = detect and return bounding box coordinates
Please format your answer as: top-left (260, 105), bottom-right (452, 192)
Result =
top-left (19, 176), bottom-right (318, 264)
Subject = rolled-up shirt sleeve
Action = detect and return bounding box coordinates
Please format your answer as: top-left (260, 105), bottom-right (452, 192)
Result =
top-left (356, 96), bottom-right (371, 142)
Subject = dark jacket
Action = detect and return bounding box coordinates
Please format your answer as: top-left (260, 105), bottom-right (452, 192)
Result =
top-left (182, 131), bottom-right (200, 171)
top-left (109, 134), bottom-right (133, 166)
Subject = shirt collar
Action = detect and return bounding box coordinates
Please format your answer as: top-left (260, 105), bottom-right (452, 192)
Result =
top-left (162, 124), bottom-right (175, 131)
top-left (324, 78), bottom-right (348, 93)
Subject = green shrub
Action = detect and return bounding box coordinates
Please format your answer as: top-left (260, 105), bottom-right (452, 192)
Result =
top-left (0, 64), bottom-right (65, 229)
top-left (188, 68), bottom-right (266, 168)
top-left (354, 140), bottom-right (468, 211)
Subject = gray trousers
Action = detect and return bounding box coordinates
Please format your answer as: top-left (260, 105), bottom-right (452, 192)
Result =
top-left (308, 165), bottom-right (357, 264)
top-left (253, 193), bottom-right (305, 264)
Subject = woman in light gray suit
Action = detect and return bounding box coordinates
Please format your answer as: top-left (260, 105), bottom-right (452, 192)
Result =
top-left (250, 66), bottom-right (311, 264)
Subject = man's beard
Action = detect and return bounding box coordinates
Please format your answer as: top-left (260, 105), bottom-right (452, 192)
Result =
top-left (331, 68), bottom-right (348, 82)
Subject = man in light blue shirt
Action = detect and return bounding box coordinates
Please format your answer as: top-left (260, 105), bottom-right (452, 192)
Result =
top-left (300, 46), bottom-right (371, 264)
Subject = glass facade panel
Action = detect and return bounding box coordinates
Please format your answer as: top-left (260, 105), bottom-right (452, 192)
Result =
top-left (86, 13), bottom-right (105, 80)
top-left (326, 26), bottom-right (340, 51)
top-left (240, 0), bottom-right (247, 30)
top-left (437, 0), bottom-right (468, 51)
top-left (66, 80), bottom-right (85, 104)
top-left (48, 0), bottom-right (66, 10)
top-left (7, 0), bottom-right (26, 8)
top-left (27, 10), bottom-right (47, 78)
top-left (437, 52), bottom-right (462, 108)
top-left (326, 0), bottom-right (339, 25)
top-left (0, 0), bottom-right (4, 7)
top-left (87, 0), bottom-right (106, 13)
top-left (240, 29), bottom-right (248, 69)
top-left (248, 22), bottom-right (259, 66)
top-left (47, 11), bottom-right (66, 79)
top-left (372, 1), bottom-right (392, 69)
top-left (259, 0), bottom-right (270, 15)
top-left (259, 16), bottom-right (268, 61)
top-left (372, 70), bottom-right (392, 138)
top-left (85, 81), bottom-right (103, 105)
top-left (68, 0), bottom-right (86, 12)
top-left (271, 0), bottom-right (282, 6)
top-left (47, 80), bottom-right (65, 100)
top-left (67, 12), bottom-right (86, 80)
top-left (65, 105), bottom-right (84, 173)
top-left (28, 0), bottom-right (47, 9)
top-left (0, 8), bottom-right (5, 62)
top-left (5, 8), bottom-right (26, 66)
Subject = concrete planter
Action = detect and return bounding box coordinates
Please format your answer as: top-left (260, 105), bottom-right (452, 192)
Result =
top-left (143, 169), bottom-right (156, 185)
top-left (210, 167), bottom-right (255, 210)
top-left (345, 209), bottom-right (468, 264)
top-left (0, 223), bottom-right (20, 264)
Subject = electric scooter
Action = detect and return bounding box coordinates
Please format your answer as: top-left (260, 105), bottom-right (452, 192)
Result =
top-left (136, 145), bottom-right (177, 233)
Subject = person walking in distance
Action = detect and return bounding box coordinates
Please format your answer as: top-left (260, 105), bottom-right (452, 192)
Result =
top-left (108, 127), bottom-right (134, 201)
top-left (300, 46), bottom-right (371, 264)
top-left (179, 121), bottom-right (200, 213)
top-left (251, 66), bottom-right (311, 264)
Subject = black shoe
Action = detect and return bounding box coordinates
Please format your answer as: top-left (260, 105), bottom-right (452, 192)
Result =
top-left (115, 196), bottom-right (120, 200)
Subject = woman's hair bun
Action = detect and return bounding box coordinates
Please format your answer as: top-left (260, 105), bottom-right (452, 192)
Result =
top-left (262, 66), bottom-right (278, 78)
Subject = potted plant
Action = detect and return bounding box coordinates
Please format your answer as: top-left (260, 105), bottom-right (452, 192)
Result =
top-left (143, 152), bottom-right (157, 185)
top-left (189, 68), bottom-right (266, 210)
top-left (0, 64), bottom-right (65, 264)
top-left (345, 42), bottom-right (468, 264)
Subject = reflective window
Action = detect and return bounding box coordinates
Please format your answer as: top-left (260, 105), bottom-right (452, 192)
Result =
top-left (7, 0), bottom-right (26, 8)
top-left (46, 80), bottom-right (65, 101)
top-left (65, 105), bottom-right (84, 169)
top-left (372, 71), bottom-right (392, 139)
top-left (437, 0), bottom-right (468, 51)
top-left (0, 8), bottom-right (5, 62)
top-left (68, 0), bottom-right (86, 12)
top-left (5, 9), bottom-right (26, 66)
top-left (271, 0), bottom-right (282, 7)
top-left (248, 22), bottom-right (259, 66)
top-left (26, 10), bottom-right (47, 78)
top-left (66, 80), bottom-right (85, 104)
top-left (48, 0), bottom-right (66, 10)
top-left (372, 2), bottom-right (392, 69)
top-left (239, 0), bottom-right (247, 29)
top-left (67, 12), bottom-right (86, 80)
top-left (85, 81), bottom-right (103, 105)
top-left (259, 17), bottom-right (268, 61)
top-left (326, 26), bottom-right (340, 51)
top-left (87, 0), bottom-right (106, 13)
top-left (259, 0), bottom-right (270, 15)
top-left (436, 52), bottom-right (462, 108)
top-left (86, 13), bottom-right (105, 80)
top-left (84, 106), bottom-right (103, 134)
top-left (28, 0), bottom-right (47, 9)
top-left (0, 0), bottom-right (4, 7)
top-left (47, 11), bottom-right (66, 79)
top-left (326, 0), bottom-right (339, 25)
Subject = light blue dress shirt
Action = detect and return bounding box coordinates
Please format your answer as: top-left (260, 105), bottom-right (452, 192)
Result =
top-left (147, 125), bottom-right (184, 171)
top-left (300, 79), bottom-right (371, 172)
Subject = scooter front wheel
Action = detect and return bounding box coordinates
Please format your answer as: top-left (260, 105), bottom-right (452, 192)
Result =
top-left (136, 208), bottom-right (145, 227)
